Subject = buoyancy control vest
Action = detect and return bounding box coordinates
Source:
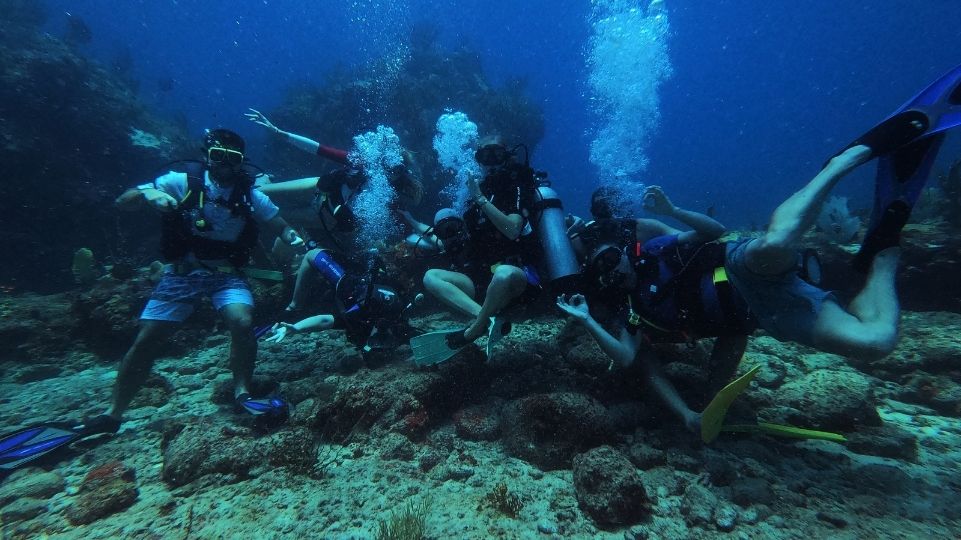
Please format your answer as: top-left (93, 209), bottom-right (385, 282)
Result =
top-left (160, 162), bottom-right (259, 267)
top-left (626, 236), bottom-right (757, 342)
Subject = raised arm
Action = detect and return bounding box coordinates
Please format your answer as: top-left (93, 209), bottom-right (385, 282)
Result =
top-left (246, 108), bottom-right (349, 164)
top-left (468, 174), bottom-right (523, 240)
top-left (643, 185), bottom-right (725, 244)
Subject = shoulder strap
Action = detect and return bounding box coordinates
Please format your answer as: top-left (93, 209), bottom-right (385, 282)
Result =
top-left (179, 162), bottom-right (206, 210)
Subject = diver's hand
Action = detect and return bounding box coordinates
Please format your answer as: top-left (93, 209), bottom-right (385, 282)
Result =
top-left (245, 108), bottom-right (281, 133)
top-left (642, 185), bottom-right (677, 216)
top-left (556, 294), bottom-right (591, 322)
top-left (265, 322), bottom-right (297, 343)
top-left (142, 188), bottom-right (178, 212)
top-left (467, 174), bottom-right (483, 202)
top-left (282, 228), bottom-right (305, 248)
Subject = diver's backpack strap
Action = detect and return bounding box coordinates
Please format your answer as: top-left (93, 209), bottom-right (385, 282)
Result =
top-left (180, 162), bottom-right (207, 210)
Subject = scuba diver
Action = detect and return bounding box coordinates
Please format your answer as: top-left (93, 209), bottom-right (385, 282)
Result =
top-left (411, 138), bottom-right (546, 366)
top-left (558, 61), bottom-right (961, 444)
top-left (262, 250), bottom-right (418, 359)
top-left (245, 109), bottom-right (425, 313)
top-left (0, 129), bottom-right (306, 473)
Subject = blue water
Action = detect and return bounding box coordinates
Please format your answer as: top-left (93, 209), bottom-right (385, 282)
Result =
top-left (44, 0), bottom-right (961, 227)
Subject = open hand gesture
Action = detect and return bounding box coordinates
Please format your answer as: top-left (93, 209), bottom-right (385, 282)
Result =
top-left (245, 108), bottom-right (280, 133)
top-left (264, 322), bottom-right (296, 343)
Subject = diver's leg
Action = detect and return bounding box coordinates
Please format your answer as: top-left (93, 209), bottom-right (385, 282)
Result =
top-left (221, 303), bottom-right (256, 397)
top-left (287, 248), bottom-right (321, 311)
top-left (109, 320), bottom-right (177, 419)
top-left (744, 145), bottom-right (872, 274)
top-left (423, 268), bottom-right (482, 318)
top-left (811, 247), bottom-right (900, 360)
top-left (464, 265), bottom-right (527, 341)
top-left (705, 335), bottom-right (747, 400)
top-left (639, 356), bottom-right (701, 433)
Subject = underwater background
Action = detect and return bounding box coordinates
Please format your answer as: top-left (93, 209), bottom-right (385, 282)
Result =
top-left (2, 0), bottom-right (961, 538)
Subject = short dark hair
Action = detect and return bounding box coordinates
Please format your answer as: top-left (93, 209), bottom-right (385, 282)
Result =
top-left (203, 128), bottom-right (245, 153)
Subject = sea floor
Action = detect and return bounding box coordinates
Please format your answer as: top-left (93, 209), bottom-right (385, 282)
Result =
top-left (1, 305), bottom-right (961, 539)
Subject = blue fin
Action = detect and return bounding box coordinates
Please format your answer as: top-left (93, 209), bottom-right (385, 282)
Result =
top-left (0, 425), bottom-right (80, 471)
top-left (846, 63), bottom-right (961, 158)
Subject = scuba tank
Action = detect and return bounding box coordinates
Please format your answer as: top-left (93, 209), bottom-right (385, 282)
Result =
top-left (309, 249), bottom-right (346, 286)
top-left (531, 186), bottom-right (580, 293)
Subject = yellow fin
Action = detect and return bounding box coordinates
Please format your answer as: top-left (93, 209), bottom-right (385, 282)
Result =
top-left (723, 422), bottom-right (847, 443)
top-left (701, 365), bottom-right (760, 444)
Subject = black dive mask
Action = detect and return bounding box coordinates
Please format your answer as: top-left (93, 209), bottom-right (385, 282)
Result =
top-left (589, 245), bottom-right (631, 290)
top-left (475, 144), bottom-right (512, 167)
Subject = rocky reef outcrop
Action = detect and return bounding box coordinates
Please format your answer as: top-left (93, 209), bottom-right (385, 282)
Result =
top-left (0, 0), bottom-right (191, 293)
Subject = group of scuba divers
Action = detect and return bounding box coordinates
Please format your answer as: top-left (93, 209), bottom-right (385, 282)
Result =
top-left (3, 64), bottom-right (961, 473)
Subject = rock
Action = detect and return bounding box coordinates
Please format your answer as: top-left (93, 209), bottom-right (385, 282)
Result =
top-left (898, 372), bottom-right (961, 417)
top-left (627, 441), bottom-right (666, 470)
top-left (846, 424), bottom-right (919, 462)
top-left (1, 497), bottom-right (47, 522)
top-left (66, 461), bottom-right (139, 525)
top-left (572, 446), bottom-right (650, 527)
top-left (816, 510), bottom-right (849, 528)
top-left (703, 454), bottom-right (739, 487)
top-left (776, 369), bottom-right (881, 430)
top-left (502, 392), bottom-right (614, 470)
top-left (623, 525), bottom-right (649, 540)
top-left (713, 503), bottom-right (738, 532)
top-left (536, 520), bottom-right (558, 534)
top-left (680, 482), bottom-right (718, 526)
top-left (0, 469), bottom-right (64, 506)
top-left (565, 340), bottom-right (611, 373)
top-left (842, 463), bottom-right (912, 494)
top-left (380, 432), bottom-right (416, 461)
top-left (870, 312), bottom-right (961, 376)
top-left (453, 401), bottom-right (502, 441)
top-left (161, 422), bottom-right (260, 487)
top-left (730, 477), bottom-right (775, 507)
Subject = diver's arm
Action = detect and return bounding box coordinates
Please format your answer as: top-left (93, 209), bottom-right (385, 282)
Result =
top-left (264, 215), bottom-right (304, 247)
top-left (115, 187), bottom-right (178, 212)
top-left (264, 315), bottom-right (336, 343)
top-left (643, 185), bottom-right (725, 243)
top-left (399, 209), bottom-right (431, 235)
top-left (476, 199), bottom-right (524, 241)
top-left (556, 294), bottom-right (641, 368)
top-left (257, 177), bottom-right (321, 195)
top-left (247, 108), bottom-right (322, 154)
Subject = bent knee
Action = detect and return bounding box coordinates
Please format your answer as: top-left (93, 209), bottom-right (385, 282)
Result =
top-left (853, 331), bottom-right (898, 361)
top-left (223, 311), bottom-right (253, 332)
top-left (492, 264), bottom-right (524, 282)
top-left (423, 268), bottom-right (444, 288)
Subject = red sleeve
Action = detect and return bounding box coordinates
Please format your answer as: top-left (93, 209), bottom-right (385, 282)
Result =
top-left (316, 144), bottom-right (349, 165)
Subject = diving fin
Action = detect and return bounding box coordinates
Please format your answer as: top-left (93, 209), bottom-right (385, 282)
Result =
top-left (843, 63), bottom-right (961, 271)
top-left (701, 365), bottom-right (760, 444)
top-left (0, 415), bottom-right (120, 472)
top-left (410, 328), bottom-right (470, 367)
top-left (485, 316), bottom-right (512, 360)
top-left (842, 62), bottom-right (961, 159)
top-left (721, 422), bottom-right (846, 443)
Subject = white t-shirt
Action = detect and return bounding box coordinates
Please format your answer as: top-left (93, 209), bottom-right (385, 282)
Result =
top-left (154, 170), bottom-right (279, 243)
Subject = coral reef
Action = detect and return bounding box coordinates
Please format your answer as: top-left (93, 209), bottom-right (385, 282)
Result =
top-left (815, 195), bottom-right (860, 243)
top-left (260, 25), bottom-right (544, 214)
top-left (376, 496), bottom-right (432, 540)
top-left (0, 7), bottom-right (191, 292)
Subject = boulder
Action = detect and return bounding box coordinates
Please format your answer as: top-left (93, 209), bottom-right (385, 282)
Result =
top-left (572, 446), bottom-right (650, 527)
